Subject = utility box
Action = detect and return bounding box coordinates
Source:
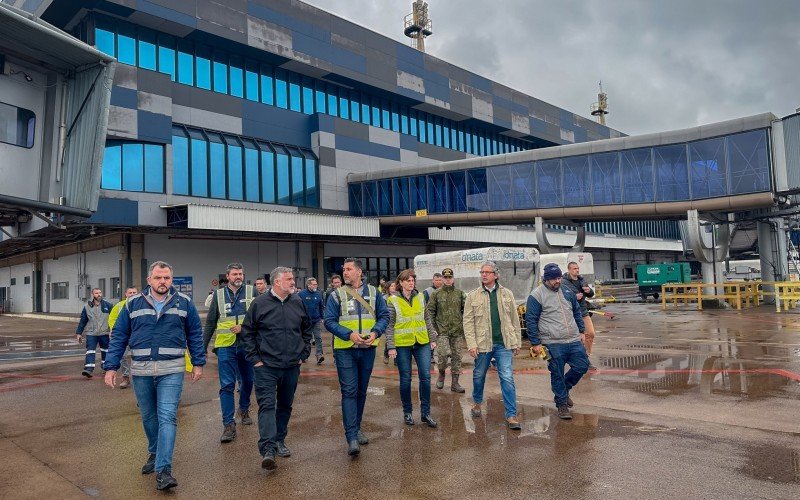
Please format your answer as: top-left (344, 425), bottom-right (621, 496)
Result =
top-left (636, 263), bottom-right (691, 300)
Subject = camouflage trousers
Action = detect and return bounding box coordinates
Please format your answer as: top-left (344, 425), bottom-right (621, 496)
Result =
top-left (436, 334), bottom-right (465, 374)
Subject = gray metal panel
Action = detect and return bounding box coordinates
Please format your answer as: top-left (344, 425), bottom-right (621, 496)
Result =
top-left (781, 114), bottom-right (800, 192)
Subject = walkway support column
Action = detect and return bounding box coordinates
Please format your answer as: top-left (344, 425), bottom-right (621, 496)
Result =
top-left (757, 218), bottom-right (788, 304)
top-left (686, 210), bottom-right (731, 296)
top-left (535, 217), bottom-right (585, 254)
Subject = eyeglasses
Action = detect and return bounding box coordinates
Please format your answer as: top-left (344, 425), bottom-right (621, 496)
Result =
top-left (479, 271), bottom-right (495, 275)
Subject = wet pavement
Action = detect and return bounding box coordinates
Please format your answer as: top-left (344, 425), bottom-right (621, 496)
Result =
top-left (1, 304), bottom-right (799, 499)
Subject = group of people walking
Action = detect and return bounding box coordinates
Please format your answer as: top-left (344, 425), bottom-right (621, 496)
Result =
top-left (77, 257), bottom-right (595, 491)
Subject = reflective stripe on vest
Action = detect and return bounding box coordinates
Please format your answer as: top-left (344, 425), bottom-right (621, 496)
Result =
top-left (389, 294), bottom-right (429, 347)
top-left (333, 285), bottom-right (379, 349)
top-left (214, 286), bottom-right (254, 348)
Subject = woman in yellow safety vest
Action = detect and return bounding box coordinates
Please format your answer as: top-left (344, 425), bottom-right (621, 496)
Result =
top-left (385, 269), bottom-right (439, 428)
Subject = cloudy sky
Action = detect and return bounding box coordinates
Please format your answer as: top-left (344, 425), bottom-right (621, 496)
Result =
top-left (304, 0), bottom-right (800, 136)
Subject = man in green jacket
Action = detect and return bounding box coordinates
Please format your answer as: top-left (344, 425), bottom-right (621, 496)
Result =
top-left (425, 268), bottom-right (466, 393)
top-left (108, 286), bottom-right (139, 388)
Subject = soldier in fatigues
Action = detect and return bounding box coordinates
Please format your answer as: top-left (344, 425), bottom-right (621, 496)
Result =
top-left (425, 268), bottom-right (466, 393)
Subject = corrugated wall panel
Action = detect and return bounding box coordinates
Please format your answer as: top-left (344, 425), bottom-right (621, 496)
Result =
top-left (782, 114), bottom-right (800, 192)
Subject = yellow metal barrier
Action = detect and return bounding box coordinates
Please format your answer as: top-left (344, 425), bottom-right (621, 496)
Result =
top-left (660, 280), bottom-right (800, 312)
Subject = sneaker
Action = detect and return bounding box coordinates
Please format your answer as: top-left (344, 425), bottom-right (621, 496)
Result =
top-left (506, 416), bottom-right (522, 430)
top-left (240, 409), bottom-right (253, 426)
top-left (261, 450), bottom-right (277, 470)
top-left (141, 453), bottom-right (156, 475)
top-left (81, 370), bottom-right (92, 378)
top-left (421, 414), bottom-right (438, 428)
top-left (403, 413), bottom-right (415, 426)
top-left (566, 396), bottom-right (574, 408)
top-left (557, 405), bottom-right (572, 420)
top-left (118, 376), bottom-right (130, 389)
top-left (220, 423), bottom-right (237, 443)
top-left (470, 404), bottom-right (482, 418)
top-left (356, 430), bottom-right (369, 445)
top-left (275, 440), bottom-right (291, 458)
top-left (316, 355), bottom-right (325, 365)
top-left (155, 468), bottom-right (178, 491)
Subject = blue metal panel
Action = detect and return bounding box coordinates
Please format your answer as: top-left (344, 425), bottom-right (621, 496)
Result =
top-left (399, 132), bottom-right (419, 152)
top-left (136, 0), bottom-right (197, 28)
top-left (469, 74), bottom-right (493, 93)
top-left (247, 3), bottom-right (321, 39)
top-left (335, 136), bottom-right (400, 161)
top-left (137, 111), bottom-right (172, 144)
top-left (110, 86), bottom-right (137, 109)
top-left (241, 102), bottom-right (312, 148)
top-left (424, 80), bottom-right (450, 103)
top-left (87, 197), bottom-right (139, 225)
top-left (396, 44), bottom-right (424, 66)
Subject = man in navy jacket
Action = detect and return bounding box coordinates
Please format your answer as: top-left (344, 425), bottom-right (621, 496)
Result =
top-left (298, 277), bottom-right (325, 364)
top-left (75, 288), bottom-right (113, 378)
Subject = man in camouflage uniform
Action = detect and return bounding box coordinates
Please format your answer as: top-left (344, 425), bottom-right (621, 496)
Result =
top-left (425, 268), bottom-right (466, 393)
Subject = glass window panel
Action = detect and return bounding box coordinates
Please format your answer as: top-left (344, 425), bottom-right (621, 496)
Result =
top-left (400, 109), bottom-right (409, 135)
top-left (276, 152), bottom-right (290, 203)
top-left (302, 79), bottom-right (314, 114)
top-left (381, 104), bottom-right (390, 130)
top-left (229, 58), bottom-right (244, 98)
top-left (305, 158), bottom-right (318, 207)
top-left (535, 159), bottom-right (562, 207)
top-left (209, 141), bottom-right (226, 199)
top-left (158, 36), bottom-right (176, 81)
top-left (195, 47), bottom-right (211, 90)
top-left (562, 156), bottom-right (590, 206)
top-left (227, 143), bottom-right (243, 200)
top-left (361, 101), bottom-right (371, 125)
top-left (144, 144), bottom-right (164, 193)
top-left (289, 77), bottom-right (301, 112)
top-left (315, 88), bottom-right (327, 114)
top-left (363, 181), bottom-right (378, 216)
top-left (458, 130), bottom-right (465, 152)
top-left (349, 92), bottom-right (360, 122)
top-left (466, 169), bottom-right (489, 211)
top-left (95, 27), bottom-right (115, 57)
top-left (391, 108), bottom-right (399, 132)
top-left (689, 137), bottom-right (727, 199)
top-left (261, 149), bottom-right (275, 203)
top-left (654, 144), bottom-right (689, 202)
top-left (487, 166), bottom-right (512, 211)
top-left (244, 146), bottom-right (260, 202)
top-left (191, 137), bottom-right (208, 196)
top-left (177, 43), bottom-right (194, 86)
top-left (260, 67), bottom-right (274, 105)
top-left (727, 129), bottom-right (770, 195)
top-left (138, 35), bottom-right (156, 71)
top-left (348, 183), bottom-right (363, 216)
top-left (245, 62), bottom-right (259, 101)
top-left (443, 124), bottom-right (450, 149)
top-left (291, 154), bottom-right (305, 205)
top-left (427, 120), bottom-right (434, 145)
top-left (622, 148), bottom-right (654, 203)
top-left (435, 122), bottom-right (442, 146)
top-left (122, 143), bottom-right (144, 191)
top-left (213, 56), bottom-right (228, 94)
top-left (410, 176), bottom-right (427, 212)
top-left (447, 171), bottom-right (467, 212)
top-left (327, 86), bottom-right (338, 116)
top-left (172, 134), bottom-right (189, 195)
top-left (117, 30), bottom-right (136, 65)
top-left (101, 143), bottom-right (121, 190)
top-left (591, 152), bottom-right (622, 204)
top-left (339, 94), bottom-right (349, 119)
top-left (511, 162), bottom-right (535, 209)
top-left (378, 179), bottom-right (392, 215)
top-left (274, 70), bottom-right (288, 108)
top-left (392, 178), bottom-right (410, 215)
top-left (410, 111), bottom-right (418, 136)
top-left (418, 115), bottom-right (426, 143)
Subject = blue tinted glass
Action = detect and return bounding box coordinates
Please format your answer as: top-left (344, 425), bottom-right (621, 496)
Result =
top-left (327, 92), bottom-right (338, 117)
top-left (361, 102), bottom-right (371, 125)
top-left (378, 179), bottom-right (392, 215)
top-left (727, 129), bottom-right (770, 194)
top-left (622, 148), bottom-right (654, 203)
top-left (339, 96), bottom-right (349, 119)
top-left (392, 178), bottom-right (410, 215)
top-left (382, 108), bottom-right (390, 130)
top-left (348, 183), bottom-right (363, 216)
top-left (535, 159), bottom-right (562, 207)
top-left (228, 145), bottom-right (243, 200)
top-left (177, 50), bottom-right (194, 86)
top-left (245, 69), bottom-right (259, 101)
top-left (466, 169), bottom-right (488, 211)
top-left (410, 177), bottom-right (427, 211)
top-left (303, 86), bottom-right (314, 114)
top-left (261, 72), bottom-right (274, 105)
top-left (487, 167), bottom-right (511, 211)
top-left (305, 159), bottom-right (317, 207)
top-left (172, 135), bottom-right (189, 195)
top-left (117, 34), bottom-right (136, 65)
top-left (435, 123), bottom-right (442, 146)
top-left (689, 137), bottom-right (726, 199)
top-left (363, 181), bottom-right (378, 216)
top-left (477, 135), bottom-right (484, 155)
top-left (139, 40), bottom-right (156, 70)
top-left (350, 96), bottom-right (360, 122)
top-left (209, 142), bottom-right (226, 198)
top-left (447, 171), bottom-right (467, 212)
top-left (511, 162), bottom-right (535, 209)
top-left (213, 60), bottom-right (228, 94)
top-left (591, 152), bottom-right (622, 204)
top-left (458, 130), bottom-right (465, 152)
top-left (427, 121), bottom-right (434, 145)
top-left (245, 148), bottom-right (260, 201)
top-left (191, 138), bottom-right (208, 196)
top-left (372, 104), bottom-right (381, 127)
top-left (275, 72), bottom-right (288, 108)
top-left (289, 82), bottom-right (301, 111)
top-left (196, 54), bottom-right (211, 90)
top-left (391, 110), bottom-right (399, 132)
top-left (451, 129), bottom-right (458, 151)
top-left (261, 151), bottom-right (275, 203)
top-left (426, 174), bottom-right (447, 213)
top-left (315, 90), bottom-right (326, 114)
top-left (443, 124), bottom-right (450, 148)
top-left (465, 132), bottom-right (472, 154)
top-left (291, 155), bottom-right (305, 205)
top-left (410, 113), bottom-right (417, 136)
top-left (121, 143), bottom-right (143, 191)
top-left (101, 144), bottom-right (121, 190)
top-left (144, 144), bottom-right (164, 193)
top-left (562, 156), bottom-right (590, 206)
top-left (418, 117), bottom-right (426, 143)
top-left (229, 64), bottom-right (243, 98)
top-left (95, 28), bottom-right (115, 57)
top-left (276, 153), bottom-right (290, 203)
top-left (158, 46), bottom-right (176, 81)
top-left (400, 111), bottom-right (409, 134)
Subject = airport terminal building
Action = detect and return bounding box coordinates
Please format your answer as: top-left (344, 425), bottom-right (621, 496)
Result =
top-left (0, 0), bottom-right (685, 313)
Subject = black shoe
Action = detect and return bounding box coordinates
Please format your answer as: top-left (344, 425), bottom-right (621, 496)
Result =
top-left (356, 430), bottom-right (369, 445)
top-left (261, 450), bottom-right (277, 470)
top-left (347, 439), bottom-right (360, 457)
top-left (141, 453), bottom-right (156, 475)
top-left (317, 355), bottom-right (325, 365)
top-left (566, 396), bottom-right (574, 408)
top-left (557, 405), bottom-right (573, 420)
top-left (275, 441), bottom-right (291, 458)
top-left (403, 413), bottom-right (414, 426)
top-left (383, 355), bottom-right (389, 365)
top-left (421, 414), bottom-right (438, 428)
top-left (155, 468), bottom-right (178, 491)
top-left (240, 409), bottom-right (253, 426)
top-left (81, 370), bottom-right (92, 378)
top-left (220, 423), bottom-right (236, 443)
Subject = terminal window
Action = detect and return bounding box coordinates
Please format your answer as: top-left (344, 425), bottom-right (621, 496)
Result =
top-left (0, 101), bottom-right (36, 149)
top-left (52, 282), bottom-right (69, 300)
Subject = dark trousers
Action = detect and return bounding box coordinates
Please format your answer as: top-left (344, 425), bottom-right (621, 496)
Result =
top-left (334, 347), bottom-right (375, 442)
top-left (84, 334), bottom-right (109, 372)
top-left (546, 341), bottom-right (590, 406)
top-left (254, 364), bottom-right (300, 456)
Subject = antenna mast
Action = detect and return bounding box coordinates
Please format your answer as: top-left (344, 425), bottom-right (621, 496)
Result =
top-left (404, 1), bottom-right (433, 52)
top-left (591, 81), bottom-right (609, 126)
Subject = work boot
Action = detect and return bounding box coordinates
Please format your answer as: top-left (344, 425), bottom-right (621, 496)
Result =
top-left (155, 468), bottom-right (178, 491)
top-left (347, 439), bottom-right (360, 457)
top-left (450, 374), bottom-right (465, 393)
top-left (383, 354), bottom-right (389, 365)
top-left (557, 405), bottom-right (573, 420)
top-left (421, 414), bottom-right (438, 428)
top-left (141, 453), bottom-right (156, 475)
top-left (506, 416), bottom-right (522, 430)
top-left (81, 370), bottom-right (92, 378)
top-left (240, 409), bottom-right (253, 425)
top-left (436, 371), bottom-right (446, 389)
top-left (220, 423), bottom-right (237, 443)
top-left (356, 430), bottom-right (369, 445)
top-left (566, 396), bottom-right (574, 408)
top-left (275, 441), bottom-right (292, 457)
top-left (316, 355), bottom-right (325, 365)
top-left (404, 413), bottom-right (414, 425)
top-left (470, 403), bottom-right (482, 418)
top-left (261, 450), bottom-right (277, 470)
top-left (118, 376), bottom-right (130, 389)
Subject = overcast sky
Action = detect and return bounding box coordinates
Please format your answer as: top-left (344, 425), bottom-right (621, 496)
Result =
top-left (304, 0), bottom-right (800, 136)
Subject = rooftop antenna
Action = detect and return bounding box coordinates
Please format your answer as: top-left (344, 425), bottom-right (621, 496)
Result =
top-left (591, 81), bottom-right (609, 126)
top-left (404, 1), bottom-right (433, 52)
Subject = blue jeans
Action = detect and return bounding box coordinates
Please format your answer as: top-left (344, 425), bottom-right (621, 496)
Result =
top-left (217, 344), bottom-right (254, 425)
top-left (83, 334), bottom-right (109, 372)
top-left (310, 321), bottom-right (323, 357)
top-left (334, 347), bottom-right (375, 442)
top-left (254, 364), bottom-right (300, 456)
top-left (395, 343), bottom-right (432, 415)
top-left (473, 344), bottom-right (517, 419)
top-left (546, 341), bottom-right (590, 406)
top-left (131, 372), bottom-right (184, 472)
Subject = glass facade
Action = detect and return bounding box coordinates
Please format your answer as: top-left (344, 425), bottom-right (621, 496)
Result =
top-left (101, 141), bottom-right (165, 193)
top-left (92, 17), bottom-right (534, 158)
top-left (349, 129), bottom-right (771, 225)
top-left (171, 125), bottom-right (319, 208)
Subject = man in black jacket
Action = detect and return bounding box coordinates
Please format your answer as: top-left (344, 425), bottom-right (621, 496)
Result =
top-left (240, 266), bottom-right (312, 470)
top-left (561, 262), bottom-right (596, 368)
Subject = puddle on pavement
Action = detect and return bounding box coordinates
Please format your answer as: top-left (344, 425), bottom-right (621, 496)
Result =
top-left (740, 444), bottom-right (800, 483)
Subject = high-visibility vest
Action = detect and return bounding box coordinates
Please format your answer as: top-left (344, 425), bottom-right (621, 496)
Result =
top-left (214, 285), bottom-right (254, 348)
top-left (333, 285), bottom-right (379, 349)
top-left (389, 293), bottom-right (429, 347)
